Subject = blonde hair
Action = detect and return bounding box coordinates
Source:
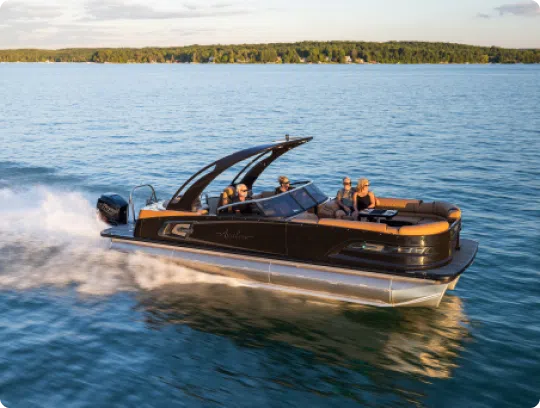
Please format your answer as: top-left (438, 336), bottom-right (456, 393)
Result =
top-left (356, 178), bottom-right (369, 192)
top-left (278, 176), bottom-right (289, 185)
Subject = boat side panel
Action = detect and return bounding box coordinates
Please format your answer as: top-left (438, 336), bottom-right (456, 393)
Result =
top-left (137, 216), bottom-right (288, 256)
top-left (285, 221), bottom-right (453, 273)
top-left (132, 216), bottom-right (474, 281)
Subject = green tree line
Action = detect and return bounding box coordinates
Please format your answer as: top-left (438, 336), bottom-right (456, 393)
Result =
top-left (1, 41), bottom-right (539, 64)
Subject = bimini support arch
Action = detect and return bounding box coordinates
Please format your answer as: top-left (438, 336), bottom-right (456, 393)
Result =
top-left (166, 136), bottom-right (313, 211)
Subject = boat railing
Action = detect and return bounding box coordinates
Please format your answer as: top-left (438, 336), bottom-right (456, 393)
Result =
top-left (129, 184), bottom-right (158, 223)
top-left (450, 218), bottom-right (462, 250)
top-left (216, 180), bottom-right (319, 215)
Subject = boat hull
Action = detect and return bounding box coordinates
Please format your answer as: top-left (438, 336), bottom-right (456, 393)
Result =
top-left (107, 237), bottom-right (478, 308)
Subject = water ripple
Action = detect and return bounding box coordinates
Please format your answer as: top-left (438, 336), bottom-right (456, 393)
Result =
top-left (0, 64), bottom-right (539, 407)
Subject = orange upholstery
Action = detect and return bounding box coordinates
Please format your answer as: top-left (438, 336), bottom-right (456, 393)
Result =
top-left (376, 197), bottom-right (461, 223)
top-left (318, 218), bottom-right (449, 236)
top-left (138, 209), bottom-right (206, 219)
top-left (319, 219), bottom-right (389, 233)
top-left (434, 201), bottom-right (461, 221)
top-left (393, 212), bottom-right (447, 222)
top-left (376, 198), bottom-right (422, 211)
top-left (448, 209), bottom-right (461, 221)
top-left (397, 221), bottom-right (449, 236)
top-left (290, 218), bottom-right (318, 224)
top-left (386, 226), bottom-right (401, 235)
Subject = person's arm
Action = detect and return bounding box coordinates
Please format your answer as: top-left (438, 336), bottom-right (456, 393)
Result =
top-left (336, 190), bottom-right (346, 210)
top-left (368, 192), bottom-right (376, 209)
top-left (219, 193), bottom-right (227, 207)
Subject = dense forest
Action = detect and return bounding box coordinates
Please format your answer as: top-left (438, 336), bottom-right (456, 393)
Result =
top-left (1, 41), bottom-right (539, 64)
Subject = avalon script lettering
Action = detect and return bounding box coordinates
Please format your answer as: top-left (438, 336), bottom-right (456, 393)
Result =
top-left (216, 229), bottom-right (253, 240)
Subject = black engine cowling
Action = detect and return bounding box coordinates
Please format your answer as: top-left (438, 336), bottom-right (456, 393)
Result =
top-left (97, 193), bottom-right (128, 225)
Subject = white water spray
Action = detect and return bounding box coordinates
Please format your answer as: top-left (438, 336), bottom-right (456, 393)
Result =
top-left (0, 186), bottom-right (241, 295)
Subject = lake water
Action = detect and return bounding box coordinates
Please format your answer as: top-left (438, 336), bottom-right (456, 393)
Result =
top-left (0, 64), bottom-right (539, 407)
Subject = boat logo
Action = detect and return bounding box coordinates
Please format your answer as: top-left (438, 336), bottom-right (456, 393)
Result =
top-left (216, 229), bottom-right (253, 240)
top-left (97, 202), bottom-right (119, 217)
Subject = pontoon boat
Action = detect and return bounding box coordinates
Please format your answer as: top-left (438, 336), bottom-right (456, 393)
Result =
top-left (97, 137), bottom-right (478, 308)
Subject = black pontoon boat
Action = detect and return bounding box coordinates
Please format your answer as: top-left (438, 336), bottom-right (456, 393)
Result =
top-left (97, 137), bottom-right (478, 308)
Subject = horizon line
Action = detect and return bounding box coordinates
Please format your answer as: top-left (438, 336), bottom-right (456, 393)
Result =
top-left (1, 40), bottom-right (539, 52)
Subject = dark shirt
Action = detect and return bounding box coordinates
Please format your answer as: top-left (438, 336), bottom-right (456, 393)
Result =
top-left (356, 194), bottom-right (372, 211)
top-left (232, 197), bottom-right (253, 214)
top-left (337, 188), bottom-right (354, 210)
top-left (274, 187), bottom-right (289, 195)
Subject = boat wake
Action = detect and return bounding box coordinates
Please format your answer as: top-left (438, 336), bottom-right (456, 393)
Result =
top-left (0, 186), bottom-right (242, 295)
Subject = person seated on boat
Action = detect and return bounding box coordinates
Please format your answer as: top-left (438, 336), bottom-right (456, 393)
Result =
top-left (274, 176), bottom-right (291, 195)
top-left (232, 184), bottom-right (253, 214)
top-left (353, 178), bottom-right (376, 220)
top-left (218, 186), bottom-right (236, 213)
top-left (335, 176), bottom-right (354, 218)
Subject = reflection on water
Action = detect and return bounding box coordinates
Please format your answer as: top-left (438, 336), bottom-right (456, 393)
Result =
top-left (136, 282), bottom-right (469, 380)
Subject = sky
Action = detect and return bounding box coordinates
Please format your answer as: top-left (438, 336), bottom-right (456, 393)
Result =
top-left (0, 0), bottom-right (539, 49)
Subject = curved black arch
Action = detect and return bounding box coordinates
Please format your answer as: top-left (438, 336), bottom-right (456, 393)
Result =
top-left (166, 137), bottom-right (313, 211)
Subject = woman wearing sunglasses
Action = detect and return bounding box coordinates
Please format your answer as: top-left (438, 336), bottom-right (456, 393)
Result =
top-left (274, 176), bottom-right (291, 195)
top-left (353, 178), bottom-right (376, 220)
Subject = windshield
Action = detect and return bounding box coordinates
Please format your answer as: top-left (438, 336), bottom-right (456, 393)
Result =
top-left (257, 194), bottom-right (304, 217)
top-left (290, 188), bottom-right (317, 210)
top-left (217, 182), bottom-right (328, 218)
top-left (305, 184), bottom-right (327, 204)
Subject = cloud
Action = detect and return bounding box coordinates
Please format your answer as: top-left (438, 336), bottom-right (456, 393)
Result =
top-left (476, 13), bottom-right (491, 19)
top-left (0, 0), bottom-right (64, 22)
top-left (0, 18), bottom-right (218, 48)
top-left (475, 1), bottom-right (539, 19)
top-left (0, 0), bottom-right (247, 48)
top-left (495, 1), bottom-right (540, 16)
top-left (82, 0), bottom-right (252, 21)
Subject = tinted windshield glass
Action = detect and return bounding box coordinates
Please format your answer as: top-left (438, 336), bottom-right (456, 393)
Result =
top-left (305, 184), bottom-right (328, 203)
top-left (259, 194), bottom-right (304, 217)
top-left (290, 188), bottom-right (317, 210)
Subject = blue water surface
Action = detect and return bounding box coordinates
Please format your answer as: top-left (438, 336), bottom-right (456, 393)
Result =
top-left (0, 63), bottom-right (539, 407)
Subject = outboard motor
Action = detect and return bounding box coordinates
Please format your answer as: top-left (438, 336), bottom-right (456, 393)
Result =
top-left (97, 193), bottom-right (128, 225)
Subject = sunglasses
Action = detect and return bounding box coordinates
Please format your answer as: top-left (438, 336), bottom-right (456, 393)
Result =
top-left (282, 182), bottom-right (290, 185)
top-left (344, 182), bottom-right (351, 185)
top-left (240, 189), bottom-right (248, 193)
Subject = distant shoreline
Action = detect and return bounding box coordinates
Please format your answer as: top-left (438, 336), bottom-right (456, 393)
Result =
top-left (1, 41), bottom-right (539, 64)
top-left (0, 61), bottom-right (537, 65)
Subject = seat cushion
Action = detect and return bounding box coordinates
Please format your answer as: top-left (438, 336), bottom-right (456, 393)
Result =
top-left (319, 219), bottom-right (389, 233)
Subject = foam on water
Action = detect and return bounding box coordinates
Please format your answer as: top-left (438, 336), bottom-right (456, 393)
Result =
top-left (0, 186), bottom-right (241, 295)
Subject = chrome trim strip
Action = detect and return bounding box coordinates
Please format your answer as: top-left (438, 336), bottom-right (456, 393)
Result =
top-left (109, 238), bottom-right (450, 308)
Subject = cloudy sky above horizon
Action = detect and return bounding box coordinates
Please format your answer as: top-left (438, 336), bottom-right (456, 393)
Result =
top-left (0, 0), bottom-right (539, 49)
